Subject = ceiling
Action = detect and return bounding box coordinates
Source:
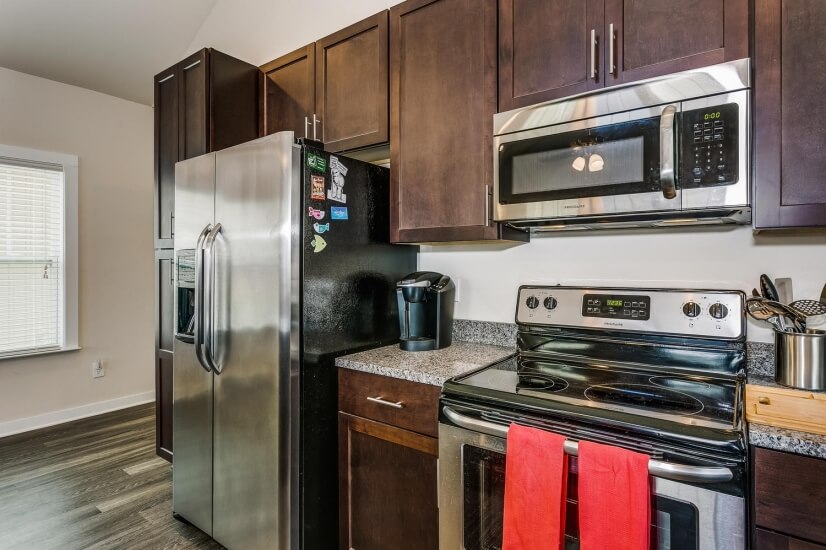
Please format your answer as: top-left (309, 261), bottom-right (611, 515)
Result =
top-left (0, 0), bottom-right (218, 105)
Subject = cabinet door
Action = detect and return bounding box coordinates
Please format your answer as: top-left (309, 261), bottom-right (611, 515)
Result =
top-left (261, 45), bottom-right (316, 138)
top-left (339, 413), bottom-right (438, 550)
top-left (316, 11), bottom-right (389, 152)
top-left (155, 249), bottom-right (175, 461)
top-left (156, 351), bottom-right (174, 461)
top-left (604, 0), bottom-right (748, 85)
top-left (390, 0), bottom-right (501, 243)
top-left (756, 529), bottom-right (826, 550)
top-left (156, 250), bottom-right (175, 353)
top-left (499, 0), bottom-right (604, 112)
top-left (179, 49), bottom-right (209, 161)
top-left (209, 49), bottom-right (260, 152)
top-left (754, 0), bottom-right (826, 229)
top-left (154, 65), bottom-right (178, 248)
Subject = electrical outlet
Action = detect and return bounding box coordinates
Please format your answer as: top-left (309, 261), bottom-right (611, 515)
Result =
top-left (92, 360), bottom-right (104, 378)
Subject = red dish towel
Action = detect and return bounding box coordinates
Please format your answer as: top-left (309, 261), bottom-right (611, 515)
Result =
top-left (578, 440), bottom-right (651, 550)
top-left (502, 423), bottom-right (568, 550)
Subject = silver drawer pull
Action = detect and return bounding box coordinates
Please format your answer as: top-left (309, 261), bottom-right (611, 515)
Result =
top-left (367, 396), bottom-right (404, 409)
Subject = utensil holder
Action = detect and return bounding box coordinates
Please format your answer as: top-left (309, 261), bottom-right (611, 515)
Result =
top-left (775, 329), bottom-right (826, 391)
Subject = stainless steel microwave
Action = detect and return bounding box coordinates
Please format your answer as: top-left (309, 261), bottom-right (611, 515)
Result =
top-left (493, 59), bottom-right (751, 231)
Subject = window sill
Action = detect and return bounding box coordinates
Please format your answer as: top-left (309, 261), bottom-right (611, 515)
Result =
top-left (0, 346), bottom-right (82, 361)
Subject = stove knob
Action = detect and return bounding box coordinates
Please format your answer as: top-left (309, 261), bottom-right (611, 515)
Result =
top-left (525, 296), bottom-right (539, 309)
top-left (682, 302), bottom-right (701, 318)
top-left (709, 302), bottom-right (729, 319)
top-left (543, 297), bottom-right (558, 310)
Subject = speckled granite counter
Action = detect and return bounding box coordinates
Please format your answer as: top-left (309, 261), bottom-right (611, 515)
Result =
top-left (336, 341), bottom-right (515, 386)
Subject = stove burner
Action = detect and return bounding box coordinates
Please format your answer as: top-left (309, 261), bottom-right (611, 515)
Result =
top-left (584, 383), bottom-right (705, 415)
top-left (516, 372), bottom-right (569, 393)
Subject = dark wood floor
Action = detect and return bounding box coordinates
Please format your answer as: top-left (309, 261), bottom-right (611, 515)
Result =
top-left (0, 403), bottom-right (222, 550)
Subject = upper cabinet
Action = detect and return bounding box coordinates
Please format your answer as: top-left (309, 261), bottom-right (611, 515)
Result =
top-left (754, 0), bottom-right (826, 229)
top-left (261, 12), bottom-right (390, 153)
top-left (497, 0), bottom-right (749, 112)
top-left (154, 48), bottom-right (259, 248)
top-left (499, 0), bottom-right (604, 111)
top-left (390, 0), bottom-right (528, 243)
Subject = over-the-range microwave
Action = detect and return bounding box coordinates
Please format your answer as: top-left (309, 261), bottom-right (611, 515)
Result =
top-left (493, 59), bottom-right (751, 231)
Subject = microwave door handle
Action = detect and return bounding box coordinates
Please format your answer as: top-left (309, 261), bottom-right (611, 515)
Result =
top-left (659, 104), bottom-right (678, 200)
top-left (442, 407), bottom-right (734, 483)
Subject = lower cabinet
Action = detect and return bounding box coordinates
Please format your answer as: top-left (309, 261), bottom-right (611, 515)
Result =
top-left (753, 447), bottom-right (826, 547)
top-left (338, 368), bottom-right (441, 550)
top-left (155, 249), bottom-right (174, 461)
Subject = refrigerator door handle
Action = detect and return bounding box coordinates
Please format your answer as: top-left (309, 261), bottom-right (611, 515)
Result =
top-left (203, 223), bottom-right (223, 374)
top-left (193, 224), bottom-right (212, 372)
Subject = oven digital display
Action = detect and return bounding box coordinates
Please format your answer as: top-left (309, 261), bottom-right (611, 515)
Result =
top-left (582, 294), bottom-right (651, 320)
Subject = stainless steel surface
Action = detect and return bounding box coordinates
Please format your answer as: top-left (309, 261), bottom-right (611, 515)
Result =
top-left (312, 114), bottom-right (320, 140)
top-left (182, 60), bottom-right (201, 71)
top-left (366, 396), bottom-right (405, 409)
top-left (775, 329), bottom-right (826, 391)
top-left (493, 59), bottom-right (752, 227)
top-left (484, 184), bottom-right (490, 226)
top-left (304, 116), bottom-right (310, 139)
top-left (442, 407), bottom-right (734, 483)
top-left (746, 297), bottom-right (806, 333)
top-left (158, 73), bottom-right (174, 83)
top-left (659, 104), bottom-right (677, 199)
top-left (608, 23), bottom-right (615, 76)
top-left (590, 29), bottom-right (596, 80)
top-left (173, 152), bottom-right (216, 534)
top-left (775, 277), bottom-right (794, 304)
top-left (438, 422), bottom-right (746, 550)
top-left (211, 132), bottom-right (299, 550)
top-left (790, 299), bottom-right (826, 317)
top-left (170, 211), bottom-right (175, 237)
top-left (203, 223), bottom-right (223, 374)
top-left (194, 224), bottom-right (211, 373)
top-left (516, 286), bottom-right (746, 340)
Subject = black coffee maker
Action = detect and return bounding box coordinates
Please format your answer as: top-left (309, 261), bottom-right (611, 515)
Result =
top-left (396, 271), bottom-right (455, 351)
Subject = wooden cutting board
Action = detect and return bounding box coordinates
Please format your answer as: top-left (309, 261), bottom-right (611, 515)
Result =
top-left (746, 384), bottom-right (826, 436)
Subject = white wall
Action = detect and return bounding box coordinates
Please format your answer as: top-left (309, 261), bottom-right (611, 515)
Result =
top-left (185, 0), bottom-right (826, 344)
top-left (0, 66), bottom-right (154, 435)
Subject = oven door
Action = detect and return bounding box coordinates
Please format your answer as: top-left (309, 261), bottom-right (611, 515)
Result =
top-left (494, 103), bottom-right (681, 222)
top-left (438, 421), bottom-right (746, 550)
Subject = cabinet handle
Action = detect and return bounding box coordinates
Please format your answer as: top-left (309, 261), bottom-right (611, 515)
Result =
top-left (366, 396), bottom-right (404, 409)
top-left (608, 23), bottom-right (616, 77)
top-left (169, 258), bottom-right (174, 287)
top-left (312, 114), bottom-right (321, 141)
top-left (304, 116), bottom-right (310, 139)
top-left (170, 211), bottom-right (175, 238)
top-left (590, 29), bottom-right (597, 80)
top-left (485, 184), bottom-right (491, 227)
top-left (758, 396), bottom-right (771, 405)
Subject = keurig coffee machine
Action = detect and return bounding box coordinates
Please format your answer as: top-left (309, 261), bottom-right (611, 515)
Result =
top-left (396, 271), bottom-right (455, 351)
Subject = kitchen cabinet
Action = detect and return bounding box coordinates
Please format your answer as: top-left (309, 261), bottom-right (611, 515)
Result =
top-left (261, 12), bottom-right (390, 153)
top-left (754, 0), bottom-right (826, 229)
top-left (390, 0), bottom-right (528, 243)
top-left (498, 0), bottom-right (748, 111)
top-left (153, 47), bottom-right (258, 461)
top-left (753, 447), bottom-right (826, 546)
top-left (154, 249), bottom-right (174, 462)
top-left (756, 529), bottom-right (826, 550)
top-left (338, 369), bottom-right (440, 550)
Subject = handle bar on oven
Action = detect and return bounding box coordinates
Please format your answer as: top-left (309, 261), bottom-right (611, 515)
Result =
top-left (442, 406), bottom-right (734, 484)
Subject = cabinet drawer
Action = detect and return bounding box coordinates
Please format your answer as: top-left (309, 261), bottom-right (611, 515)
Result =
top-left (754, 447), bottom-right (826, 545)
top-left (338, 369), bottom-right (441, 437)
top-left (746, 384), bottom-right (826, 436)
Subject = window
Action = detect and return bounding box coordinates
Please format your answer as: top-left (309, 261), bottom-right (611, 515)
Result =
top-left (0, 144), bottom-right (78, 358)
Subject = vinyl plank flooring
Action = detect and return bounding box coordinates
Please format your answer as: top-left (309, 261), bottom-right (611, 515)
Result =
top-left (0, 403), bottom-right (221, 550)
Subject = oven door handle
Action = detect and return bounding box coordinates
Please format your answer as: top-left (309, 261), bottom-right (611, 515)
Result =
top-left (659, 104), bottom-right (678, 200)
top-left (442, 407), bottom-right (734, 484)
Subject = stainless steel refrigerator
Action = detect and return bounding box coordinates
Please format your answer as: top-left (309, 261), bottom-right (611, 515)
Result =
top-left (172, 132), bottom-right (416, 550)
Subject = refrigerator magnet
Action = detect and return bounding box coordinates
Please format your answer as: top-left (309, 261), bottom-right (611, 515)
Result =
top-left (328, 156), bottom-right (348, 204)
top-left (307, 151), bottom-right (327, 172)
top-left (313, 222), bottom-right (330, 234)
top-left (310, 234), bottom-right (327, 253)
top-left (310, 175), bottom-right (326, 201)
top-left (330, 206), bottom-right (348, 220)
top-left (308, 207), bottom-right (325, 220)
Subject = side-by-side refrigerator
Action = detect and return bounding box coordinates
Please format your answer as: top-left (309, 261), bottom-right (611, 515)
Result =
top-left (172, 132), bottom-right (417, 550)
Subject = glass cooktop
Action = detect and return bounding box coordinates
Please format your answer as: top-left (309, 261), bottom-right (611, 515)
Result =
top-left (452, 355), bottom-right (738, 430)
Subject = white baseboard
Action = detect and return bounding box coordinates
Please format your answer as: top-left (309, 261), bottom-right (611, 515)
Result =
top-left (0, 391), bottom-right (156, 439)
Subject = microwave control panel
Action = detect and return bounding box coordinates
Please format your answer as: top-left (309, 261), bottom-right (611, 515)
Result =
top-left (681, 102), bottom-right (739, 189)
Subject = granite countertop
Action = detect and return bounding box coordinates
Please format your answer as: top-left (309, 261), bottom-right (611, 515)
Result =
top-left (335, 341), bottom-right (515, 386)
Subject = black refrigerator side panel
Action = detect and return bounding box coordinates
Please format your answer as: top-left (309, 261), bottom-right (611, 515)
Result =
top-left (299, 145), bottom-right (418, 550)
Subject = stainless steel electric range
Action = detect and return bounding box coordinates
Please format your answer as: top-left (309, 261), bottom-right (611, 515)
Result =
top-left (439, 286), bottom-right (748, 550)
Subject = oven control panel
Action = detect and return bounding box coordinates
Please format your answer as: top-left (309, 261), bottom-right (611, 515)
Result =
top-left (681, 102), bottom-right (739, 189)
top-left (517, 286), bottom-right (745, 339)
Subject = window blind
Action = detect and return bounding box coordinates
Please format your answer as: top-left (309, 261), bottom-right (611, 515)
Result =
top-left (0, 158), bottom-right (64, 356)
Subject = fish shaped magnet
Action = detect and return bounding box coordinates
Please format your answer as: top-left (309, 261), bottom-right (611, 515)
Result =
top-left (310, 234), bottom-right (327, 253)
top-left (313, 222), bottom-right (330, 234)
top-left (308, 207), bottom-right (325, 220)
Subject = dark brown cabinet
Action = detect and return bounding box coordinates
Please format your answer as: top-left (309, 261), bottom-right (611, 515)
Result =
top-left (338, 369), bottom-right (440, 550)
top-left (754, 0), bottom-right (826, 229)
top-left (153, 47), bottom-right (258, 461)
top-left (499, 0), bottom-right (604, 111)
top-left (261, 12), bottom-right (390, 154)
top-left (498, 0), bottom-right (748, 111)
top-left (390, 0), bottom-right (527, 243)
top-left (756, 529), bottom-right (826, 550)
top-left (753, 447), bottom-right (826, 546)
